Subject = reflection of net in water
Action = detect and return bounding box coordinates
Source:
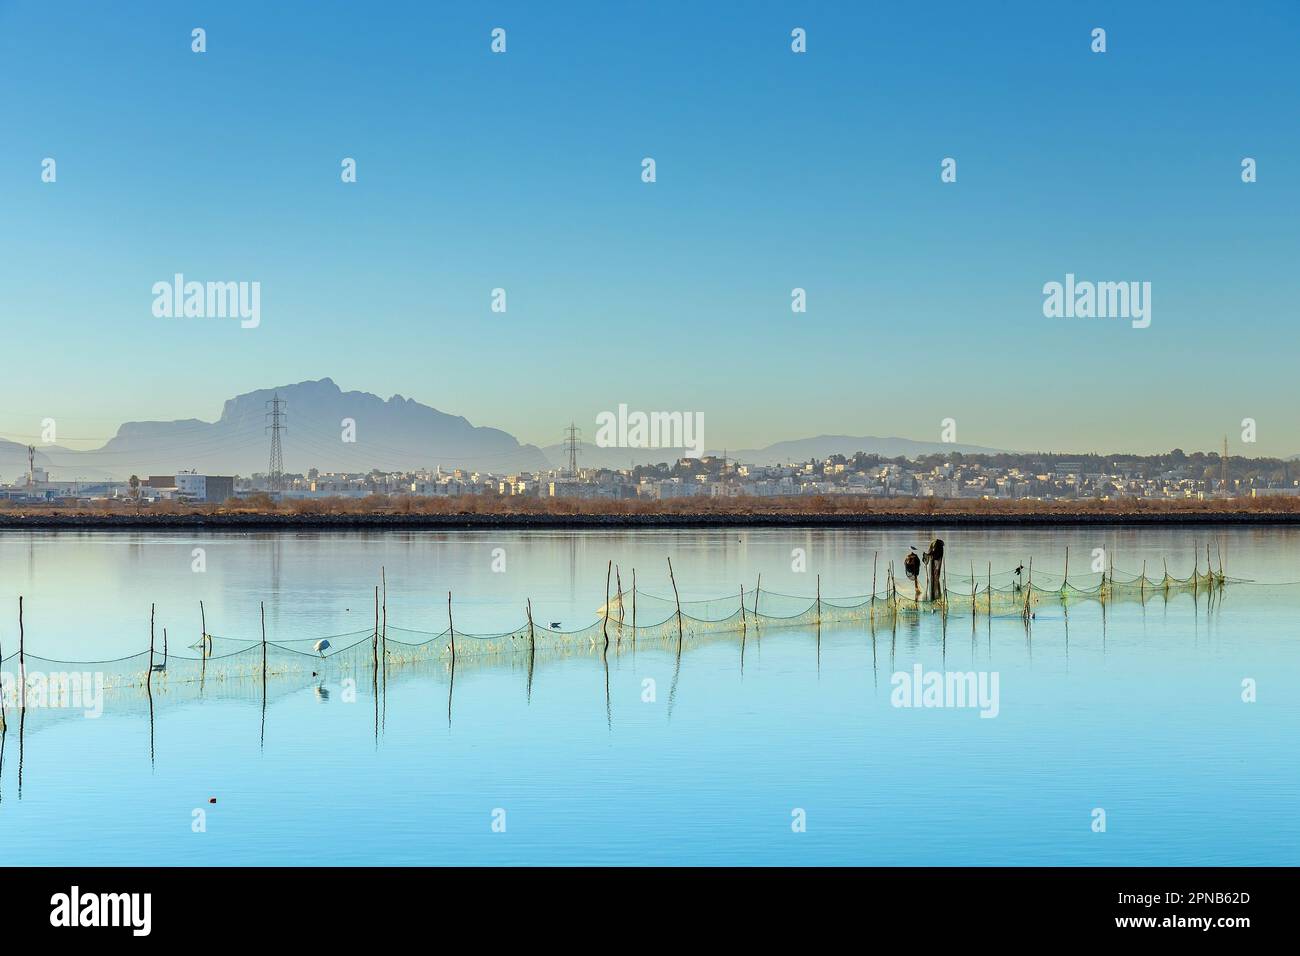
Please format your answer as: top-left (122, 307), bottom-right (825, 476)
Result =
top-left (0, 563), bottom-right (1232, 694)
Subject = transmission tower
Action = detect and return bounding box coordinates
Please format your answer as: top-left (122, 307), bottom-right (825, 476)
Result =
top-left (563, 423), bottom-right (581, 478)
top-left (26, 445), bottom-right (35, 487)
top-left (266, 394), bottom-right (287, 492)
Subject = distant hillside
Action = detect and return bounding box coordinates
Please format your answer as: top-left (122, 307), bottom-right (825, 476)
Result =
top-left (2, 379), bottom-right (550, 480)
top-left (540, 433), bottom-right (1007, 471)
top-left (724, 434), bottom-right (1007, 464)
top-left (538, 441), bottom-right (694, 471)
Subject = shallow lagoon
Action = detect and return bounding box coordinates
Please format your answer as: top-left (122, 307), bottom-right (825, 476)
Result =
top-left (0, 527), bottom-right (1296, 865)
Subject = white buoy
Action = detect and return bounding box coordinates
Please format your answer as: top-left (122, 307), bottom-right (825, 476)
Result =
top-left (313, 639), bottom-right (331, 657)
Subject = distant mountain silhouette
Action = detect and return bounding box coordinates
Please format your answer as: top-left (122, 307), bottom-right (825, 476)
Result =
top-left (3, 378), bottom-right (549, 481)
top-left (3, 388), bottom-right (1010, 485)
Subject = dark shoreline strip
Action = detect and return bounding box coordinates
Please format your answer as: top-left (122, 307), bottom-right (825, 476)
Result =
top-left (0, 511), bottom-right (1297, 530)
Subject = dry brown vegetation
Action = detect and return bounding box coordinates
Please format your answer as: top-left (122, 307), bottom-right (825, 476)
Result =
top-left (2, 493), bottom-right (1299, 519)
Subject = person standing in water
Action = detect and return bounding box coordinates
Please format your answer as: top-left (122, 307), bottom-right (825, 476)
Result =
top-left (922, 538), bottom-right (945, 601)
top-left (903, 547), bottom-right (922, 600)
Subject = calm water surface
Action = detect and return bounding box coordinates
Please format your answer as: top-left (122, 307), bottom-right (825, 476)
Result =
top-left (0, 527), bottom-right (1296, 865)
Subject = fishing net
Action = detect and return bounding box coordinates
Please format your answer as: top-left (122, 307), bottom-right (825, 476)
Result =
top-left (0, 561), bottom-right (1232, 701)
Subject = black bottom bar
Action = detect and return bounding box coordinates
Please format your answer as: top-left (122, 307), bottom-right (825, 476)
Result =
top-left (1, 866), bottom-right (1285, 940)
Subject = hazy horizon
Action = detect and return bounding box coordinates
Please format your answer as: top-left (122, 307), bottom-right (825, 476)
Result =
top-left (1, 374), bottom-right (1291, 465)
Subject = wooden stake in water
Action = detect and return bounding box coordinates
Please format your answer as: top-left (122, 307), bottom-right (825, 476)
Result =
top-left (447, 591), bottom-right (456, 664)
top-left (18, 596), bottom-right (26, 701)
top-left (146, 602), bottom-right (155, 690)
top-left (16, 596), bottom-right (28, 712)
top-left (445, 591), bottom-right (456, 730)
top-left (754, 574), bottom-right (761, 617)
top-left (199, 600), bottom-right (207, 683)
top-left (525, 597), bottom-right (535, 702)
top-left (815, 574), bottom-right (821, 624)
top-left (667, 557), bottom-right (684, 651)
top-left (739, 586), bottom-right (748, 670)
top-left (615, 565), bottom-right (624, 626)
top-left (602, 560), bottom-right (611, 653)
top-left (632, 568), bottom-right (637, 640)
top-left (871, 551), bottom-right (878, 606)
top-left (1064, 546), bottom-right (1069, 590)
top-left (260, 600), bottom-right (267, 681)
top-left (1023, 559), bottom-right (1033, 619)
top-left (0, 606), bottom-right (6, 726)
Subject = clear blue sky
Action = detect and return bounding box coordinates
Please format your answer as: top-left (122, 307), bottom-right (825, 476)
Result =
top-left (1, 0), bottom-right (1297, 456)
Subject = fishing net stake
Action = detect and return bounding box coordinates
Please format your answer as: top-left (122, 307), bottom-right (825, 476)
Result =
top-left (18, 596), bottom-right (26, 709)
top-left (602, 560), bottom-right (611, 653)
top-left (615, 566), bottom-right (624, 630)
top-left (871, 552), bottom-right (878, 609)
top-left (447, 591), bottom-right (456, 664)
top-left (199, 600), bottom-right (207, 686)
top-left (667, 557), bottom-right (684, 651)
top-left (260, 601), bottom-right (267, 682)
top-left (146, 602), bottom-right (154, 691)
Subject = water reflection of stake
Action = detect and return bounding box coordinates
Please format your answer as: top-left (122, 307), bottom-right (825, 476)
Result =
top-left (259, 601), bottom-right (268, 750)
